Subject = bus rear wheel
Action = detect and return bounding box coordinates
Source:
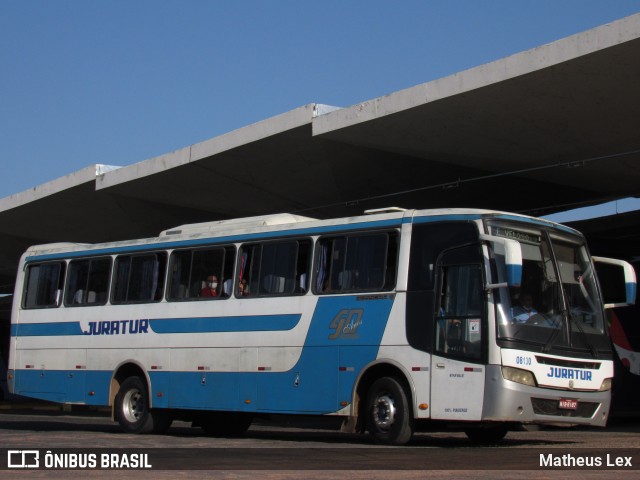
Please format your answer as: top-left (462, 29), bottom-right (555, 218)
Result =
top-left (366, 377), bottom-right (413, 445)
top-left (114, 376), bottom-right (172, 434)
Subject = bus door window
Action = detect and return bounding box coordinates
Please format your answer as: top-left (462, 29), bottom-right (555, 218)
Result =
top-left (435, 262), bottom-right (483, 361)
top-left (406, 222), bottom-right (479, 354)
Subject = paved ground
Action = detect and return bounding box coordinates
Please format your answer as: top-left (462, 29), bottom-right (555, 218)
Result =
top-left (0, 404), bottom-right (639, 479)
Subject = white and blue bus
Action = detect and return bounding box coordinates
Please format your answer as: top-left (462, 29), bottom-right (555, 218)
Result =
top-left (7, 208), bottom-right (636, 444)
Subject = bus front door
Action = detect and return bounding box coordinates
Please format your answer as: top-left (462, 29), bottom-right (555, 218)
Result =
top-left (430, 250), bottom-right (485, 420)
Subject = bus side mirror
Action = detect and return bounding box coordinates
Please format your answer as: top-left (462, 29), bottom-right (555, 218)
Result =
top-left (480, 234), bottom-right (522, 288)
top-left (592, 257), bottom-right (637, 309)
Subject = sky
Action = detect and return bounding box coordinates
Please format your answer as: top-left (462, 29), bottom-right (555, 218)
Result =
top-left (1, 1), bottom-right (640, 201)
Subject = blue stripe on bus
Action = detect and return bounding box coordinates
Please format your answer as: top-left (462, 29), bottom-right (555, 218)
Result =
top-left (149, 315), bottom-right (301, 333)
top-left (11, 314), bottom-right (302, 337)
top-left (11, 322), bottom-right (84, 337)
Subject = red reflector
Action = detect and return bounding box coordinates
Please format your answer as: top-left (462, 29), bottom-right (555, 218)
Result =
top-left (339, 367), bottom-right (346, 371)
top-left (197, 366), bottom-right (205, 371)
top-left (258, 367), bottom-right (271, 371)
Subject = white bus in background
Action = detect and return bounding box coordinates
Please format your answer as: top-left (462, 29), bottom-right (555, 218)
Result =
top-left (7, 208), bottom-right (636, 444)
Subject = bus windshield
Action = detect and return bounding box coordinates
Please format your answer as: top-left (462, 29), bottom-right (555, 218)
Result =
top-left (489, 222), bottom-right (608, 358)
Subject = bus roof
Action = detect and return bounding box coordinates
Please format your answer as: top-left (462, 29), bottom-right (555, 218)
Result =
top-left (22, 208), bottom-right (578, 259)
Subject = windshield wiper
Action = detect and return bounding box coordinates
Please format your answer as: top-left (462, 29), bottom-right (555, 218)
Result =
top-left (569, 315), bottom-right (598, 359)
top-left (542, 312), bottom-right (565, 354)
top-left (499, 336), bottom-right (546, 348)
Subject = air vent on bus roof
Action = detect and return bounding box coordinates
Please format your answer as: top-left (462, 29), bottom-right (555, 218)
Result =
top-left (159, 213), bottom-right (317, 236)
top-left (364, 207), bottom-right (407, 215)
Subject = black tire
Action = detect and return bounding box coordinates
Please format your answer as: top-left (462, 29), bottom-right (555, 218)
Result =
top-left (114, 376), bottom-right (172, 434)
top-left (464, 425), bottom-right (509, 444)
top-left (198, 412), bottom-right (253, 436)
top-left (366, 377), bottom-right (414, 445)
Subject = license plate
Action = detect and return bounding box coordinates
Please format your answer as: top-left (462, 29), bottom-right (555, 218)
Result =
top-left (559, 398), bottom-right (578, 410)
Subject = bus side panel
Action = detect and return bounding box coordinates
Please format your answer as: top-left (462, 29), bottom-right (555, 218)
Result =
top-left (13, 348), bottom-right (86, 403)
top-left (253, 295), bottom-right (393, 414)
top-left (153, 295), bottom-right (394, 415)
top-left (12, 366), bottom-right (110, 405)
top-left (256, 347), bottom-right (339, 413)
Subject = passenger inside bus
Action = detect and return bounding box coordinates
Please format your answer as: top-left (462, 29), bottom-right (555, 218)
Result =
top-left (199, 275), bottom-right (218, 297)
top-left (511, 293), bottom-right (538, 323)
top-left (222, 279), bottom-right (233, 297)
top-left (238, 278), bottom-right (249, 296)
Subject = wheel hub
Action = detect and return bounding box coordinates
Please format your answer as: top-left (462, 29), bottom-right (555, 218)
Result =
top-left (122, 388), bottom-right (143, 423)
top-left (372, 394), bottom-right (396, 431)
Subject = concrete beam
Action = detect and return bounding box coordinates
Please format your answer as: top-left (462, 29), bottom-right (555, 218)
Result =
top-left (96, 104), bottom-right (339, 191)
top-left (313, 13), bottom-right (640, 136)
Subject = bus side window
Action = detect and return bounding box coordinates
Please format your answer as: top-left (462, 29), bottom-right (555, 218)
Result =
top-left (314, 232), bottom-right (398, 294)
top-left (64, 258), bottom-right (111, 306)
top-left (237, 240), bottom-right (310, 297)
top-left (296, 240), bottom-right (311, 293)
top-left (112, 253), bottom-right (167, 304)
top-left (23, 262), bottom-right (66, 309)
top-left (167, 246), bottom-right (236, 301)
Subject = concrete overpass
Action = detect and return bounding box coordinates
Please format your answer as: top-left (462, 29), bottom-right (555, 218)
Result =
top-left (1, 13), bottom-right (640, 294)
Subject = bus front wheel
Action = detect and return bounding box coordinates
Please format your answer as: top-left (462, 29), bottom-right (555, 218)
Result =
top-left (366, 377), bottom-right (413, 445)
top-left (114, 376), bottom-right (172, 434)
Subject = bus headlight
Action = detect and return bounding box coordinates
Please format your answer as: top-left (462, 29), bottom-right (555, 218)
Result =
top-left (599, 378), bottom-right (612, 392)
top-left (502, 366), bottom-right (537, 387)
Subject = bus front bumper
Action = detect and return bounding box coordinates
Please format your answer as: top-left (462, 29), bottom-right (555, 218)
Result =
top-left (481, 365), bottom-right (610, 427)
